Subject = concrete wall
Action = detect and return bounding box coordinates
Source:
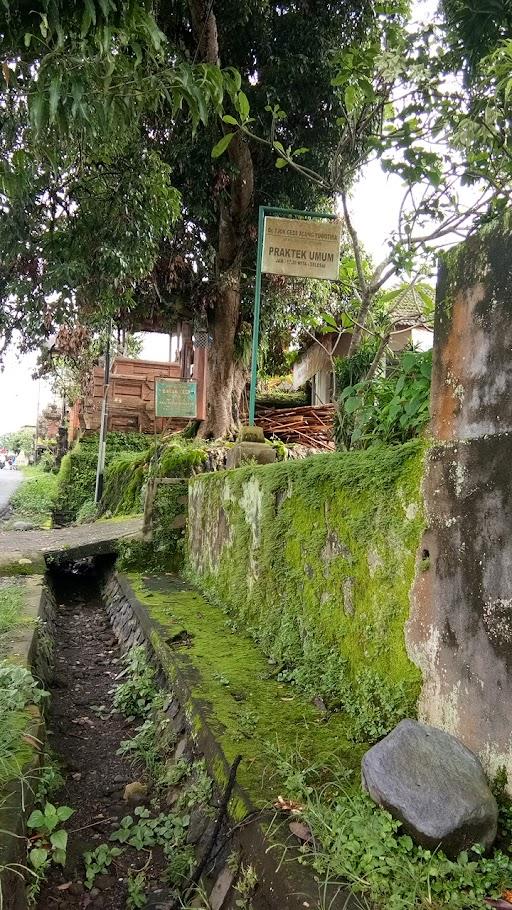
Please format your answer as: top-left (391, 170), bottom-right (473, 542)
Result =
top-left (407, 218), bottom-right (512, 784)
top-left (187, 443), bottom-right (425, 740)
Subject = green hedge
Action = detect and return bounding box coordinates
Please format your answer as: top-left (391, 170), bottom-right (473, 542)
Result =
top-left (55, 432), bottom-right (150, 524)
top-left (188, 440), bottom-right (426, 742)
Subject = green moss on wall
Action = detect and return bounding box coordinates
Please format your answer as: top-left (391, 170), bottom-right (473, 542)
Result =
top-left (56, 432), bottom-right (150, 524)
top-left (187, 440), bottom-right (426, 741)
top-left (126, 573), bottom-right (365, 806)
top-left (102, 448), bottom-right (153, 517)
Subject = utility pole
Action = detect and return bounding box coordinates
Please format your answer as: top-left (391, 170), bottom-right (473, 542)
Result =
top-left (94, 324), bottom-right (112, 504)
top-left (34, 379), bottom-right (41, 464)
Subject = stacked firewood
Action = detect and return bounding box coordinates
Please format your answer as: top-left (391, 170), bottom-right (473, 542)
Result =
top-left (255, 404), bottom-right (336, 450)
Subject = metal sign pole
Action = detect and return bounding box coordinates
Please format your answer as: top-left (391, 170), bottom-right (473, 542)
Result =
top-left (248, 205), bottom-right (338, 427)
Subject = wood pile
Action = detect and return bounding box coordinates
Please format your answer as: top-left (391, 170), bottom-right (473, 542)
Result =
top-left (255, 404), bottom-right (336, 450)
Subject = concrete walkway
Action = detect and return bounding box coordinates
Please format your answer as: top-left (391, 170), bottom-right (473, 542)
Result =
top-left (0, 469), bottom-right (22, 514)
top-left (0, 517), bottom-right (143, 571)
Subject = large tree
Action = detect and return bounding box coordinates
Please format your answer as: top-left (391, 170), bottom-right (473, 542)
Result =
top-left (1, 0), bottom-right (382, 438)
top-left (0, 1), bottom-right (227, 352)
top-left (129, 0), bottom-right (381, 436)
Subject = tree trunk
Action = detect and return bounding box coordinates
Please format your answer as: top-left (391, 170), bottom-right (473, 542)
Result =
top-left (189, 0), bottom-right (254, 438)
top-left (198, 283), bottom-right (239, 438)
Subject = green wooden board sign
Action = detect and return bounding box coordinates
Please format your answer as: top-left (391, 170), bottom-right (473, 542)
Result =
top-left (155, 379), bottom-right (197, 418)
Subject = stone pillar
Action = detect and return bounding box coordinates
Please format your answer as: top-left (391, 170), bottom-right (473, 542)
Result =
top-left (407, 219), bottom-right (512, 784)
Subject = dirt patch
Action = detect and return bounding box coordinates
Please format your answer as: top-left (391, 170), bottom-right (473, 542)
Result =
top-left (35, 572), bottom-right (169, 910)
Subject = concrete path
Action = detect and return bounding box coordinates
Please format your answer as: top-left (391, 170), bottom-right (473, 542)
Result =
top-left (0, 517), bottom-right (143, 571)
top-left (0, 469), bottom-right (22, 513)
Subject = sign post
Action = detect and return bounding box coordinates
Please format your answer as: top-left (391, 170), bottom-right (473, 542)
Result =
top-left (248, 206), bottom-right (341, 425)
top-left (155, 379), bottom-right (198, 419)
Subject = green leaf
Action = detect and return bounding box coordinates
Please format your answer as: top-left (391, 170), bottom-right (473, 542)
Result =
top-left (27, 809), bottom-right (45, 829)
top-left (344, 85), bottom-right (358, 112)
top-left (53, 847), bottom-right (67, 866)
top-left (211, 132), bottom-right (234, 158)
top-left (49, 78), bottom-right (61, 123)
top-left (237, 90), bottom-right (250, 122)
top-left (50, 829), bottom-right (68, 851)
top-left (29, 847), bottom-right (49, 870)
top-left (275, 158), bottom-right (287, 168)
top-left (56, 805), bottom-right (74, 822)
top-left (222, 114), bottom-right (238, 125)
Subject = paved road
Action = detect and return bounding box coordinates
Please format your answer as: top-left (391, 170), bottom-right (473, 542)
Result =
top-left (0, 516), bottom-right (143, 569)
top-left (0, 468), bottom-right (22, 513)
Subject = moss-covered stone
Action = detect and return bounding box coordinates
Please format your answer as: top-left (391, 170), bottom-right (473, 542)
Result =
top-left (187, 440), bottom-right (426, 740)
top-left (126, 572), bottom-right (366, 805)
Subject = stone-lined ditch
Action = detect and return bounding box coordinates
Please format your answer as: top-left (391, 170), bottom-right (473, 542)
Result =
top-left (1, 558), bottom-right (347, 910)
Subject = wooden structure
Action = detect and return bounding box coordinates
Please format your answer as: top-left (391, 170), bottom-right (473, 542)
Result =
top-left (68, 345), bottom-right (207, 442)
top-left (255, 404), bottom-right (335, 450)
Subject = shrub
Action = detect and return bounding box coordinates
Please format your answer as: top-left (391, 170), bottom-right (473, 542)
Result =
top-left (55, 432), bottom-right (150, 523)
top-left (335, 349), bottom-right (432, 450)
top-left (10, 469), bottom-right (58, 526)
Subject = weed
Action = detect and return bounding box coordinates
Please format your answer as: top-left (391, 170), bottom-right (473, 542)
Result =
top-left (166, 845), bottom-right (195, 887)
top-left (110, 806), bottom-right (190, 856)
top-left (9, 469), bottom-right (58, 527)
top-left (0, 662), bottom-right (48, 788)
top-left (176, 760), bottom-right (213, 812)
top-left (27, 802), bottom-right (74, 871)
top-left (113, 647), bottom-right (158, 718)
top-left (83, 843), bottom-right (124, 890)
top-left (234, 863), bottom-right (258, 909)
top-left (160, 758), bottom-right (189, 788)
top-left (127, 870), bottom-right (147, 908)
top-left (277, 757), bottom-right (512, 910)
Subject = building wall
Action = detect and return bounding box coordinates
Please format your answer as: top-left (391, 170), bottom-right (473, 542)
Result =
top-left (407, 218), bottom-right (512, 786)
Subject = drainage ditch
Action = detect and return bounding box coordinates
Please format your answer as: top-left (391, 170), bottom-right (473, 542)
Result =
top-left (35, 563), bottom-right (187, 910)
top-left (9, 558), bottom-right (349, 910)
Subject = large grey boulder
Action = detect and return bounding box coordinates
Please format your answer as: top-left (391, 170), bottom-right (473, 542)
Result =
top-left (362, 719), bottom-right (498, 856)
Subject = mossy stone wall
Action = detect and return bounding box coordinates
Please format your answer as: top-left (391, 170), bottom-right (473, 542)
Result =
top-left (188, 441), bottom-right (426, 740)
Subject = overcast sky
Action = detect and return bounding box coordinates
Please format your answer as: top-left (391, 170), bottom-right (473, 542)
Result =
top-left (0, 0), bottom-right (440, 434)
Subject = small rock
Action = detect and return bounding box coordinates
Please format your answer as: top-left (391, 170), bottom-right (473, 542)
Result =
top-left (17, 557), bottom-right (32, 565)
top-left (145, 890), bottom-right (178, 910)
top-left (90, 888), bottom-right (100, 898)
top-left (123, 781), bottom-right (148, 804)
top-left (12, 520), bottom-right (35, 530)
top-left (209, 866), bottom-right (235, 910)
top-left (94, 874), bottom-right (116, 890)
top-left (362, 719), bottom-right (498, 856)
top-left (186, 808), bottom-right (208, 845)
top-left (174, 736), bottom-right (190, 762)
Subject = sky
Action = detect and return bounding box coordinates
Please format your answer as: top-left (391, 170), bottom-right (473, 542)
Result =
top-left (0, 0), bottom-right (442, 434)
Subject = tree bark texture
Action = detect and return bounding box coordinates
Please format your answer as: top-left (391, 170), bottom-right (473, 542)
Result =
top-left (189, 0), bottom-right (254, 438)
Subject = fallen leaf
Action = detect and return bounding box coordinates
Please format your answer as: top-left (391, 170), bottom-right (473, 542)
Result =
top-left (274, 795), bottom-right (304, 813)
top-left (289, 821), bottom-right (313, 843)
top-left (503, 893), bottom-right (512, 903)
top-left (72, 717), bottom-right (95, 727)
top-left (57, 883), bottom-right (72, 891)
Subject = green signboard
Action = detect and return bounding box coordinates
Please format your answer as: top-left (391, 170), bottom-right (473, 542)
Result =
top-left (155, 379), bottom-right (197, 418)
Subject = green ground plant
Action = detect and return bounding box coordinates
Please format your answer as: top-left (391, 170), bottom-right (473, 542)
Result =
top-left (9, 468), bottom-right (58, 528)
top-left (83, 843), bottom-right (124, 890)
top-left (275, 756), bottom-right (512, 910)
top-left (335, 349), bottom-right (432, 451)
top-left (112, 646), bottom-right (158, 718)
top-left (55, 432), bottom-right (150, 523)
top-left (0, 662), bottom-right (48, 788)
top-left (126, 870), bottom-right (147, 909)
top-left (0, 582), bottom-right (24, 653)
top-left (27, 802), bottom-right (74, 871)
